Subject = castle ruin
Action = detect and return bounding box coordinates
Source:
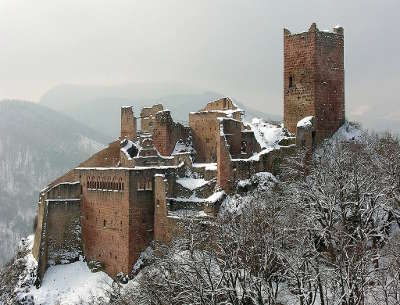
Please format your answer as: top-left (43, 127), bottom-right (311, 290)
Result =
top-left (32, 23), bottom-right (345, 283)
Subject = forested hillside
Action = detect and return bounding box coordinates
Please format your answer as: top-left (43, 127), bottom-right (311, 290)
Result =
top-left (0, 100), bottom-right (107, 266)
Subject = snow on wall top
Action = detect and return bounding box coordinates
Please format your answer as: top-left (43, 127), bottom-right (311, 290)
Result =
top-left (297, 116), bottom-right (314, 128)
top-left (121, 106), bottom-right (134, 111)
top-left (176, 177), bottom-right (209, 190)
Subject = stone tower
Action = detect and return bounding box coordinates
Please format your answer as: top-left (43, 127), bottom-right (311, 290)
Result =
top-left (120, 106), bottom-right (137, 140)
top-left (283, 23), bottom-right (345, 143)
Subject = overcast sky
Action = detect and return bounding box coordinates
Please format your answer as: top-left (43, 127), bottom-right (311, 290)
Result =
top-left (0, 0), bottom-right (399, 125)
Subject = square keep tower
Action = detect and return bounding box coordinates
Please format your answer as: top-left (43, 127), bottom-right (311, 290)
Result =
top-left (283, 23), bottom-right (345, 143)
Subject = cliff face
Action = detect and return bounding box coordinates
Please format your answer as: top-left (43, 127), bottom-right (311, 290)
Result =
top-left (0, 100), bottom-right (107, 266)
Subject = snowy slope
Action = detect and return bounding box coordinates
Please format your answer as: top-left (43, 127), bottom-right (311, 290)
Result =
top-left (0, 235), bottom-right (112, 305)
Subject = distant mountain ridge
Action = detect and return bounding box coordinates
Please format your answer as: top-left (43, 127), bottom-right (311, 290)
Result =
top-left (0, 100), bottom-right (108, 266)
top-left (39, 83), bottom-right (282, 140)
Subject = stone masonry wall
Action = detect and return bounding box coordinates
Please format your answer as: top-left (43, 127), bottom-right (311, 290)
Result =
top-left (314, 27), bottom-right (345, 141)
top-left (46, 200), bottom-right (81, 266)
top-left (189, 112), bottom-right (222, 162)
top-left (154, 174), bottom-right (180, 245)
top-left (32, 182), bottom-right (82, 285)
top-left (217, 132), bottom-right (233, 193)
top-left (152, 110), bottom-right (188, 156)
top-left (80, 169), bottom-right (131, 277)
top-left (204, 97), bottom-right (236, 112)
top-left (283, 25), bottom-right (317, 134)
top-left (221, 118), bottom-right (242, 158)
top-left (121, 107), bottom-right (137, 140)
top-left (128, 171), bottom-right (155, 271)
top-left (140, 104), bottom-right (163, 133)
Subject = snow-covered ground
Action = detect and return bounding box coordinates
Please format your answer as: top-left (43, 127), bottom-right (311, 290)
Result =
top-left (29, 260), bottom-right (112, 305)
top-left (13, 235), bottom-right (112, 305)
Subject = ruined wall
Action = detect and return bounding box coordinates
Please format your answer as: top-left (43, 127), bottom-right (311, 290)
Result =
top-left (283, 23), bottom-right (344, 142)
top-left (140, 104), bottom-right (163, 133)
top-left (152, 110), bottom-right (188, 156)
top-left (154, 174), bottom-right (180, 244)
top-left (296, 117), bottom-right (315, 148)
top-left (232, 145), bottom-right (296, 183)
top-left (241, 130), bottom-right (261, 158)
top-left (32, 197), bottom-right (48, 285)
top-left (80, 169), bottom-right (131, 277)
top-left (128, 171), bottom-right (155, 270)
top-left (32, 182), bottom-right (82, 285)
top-left (220, 118), bottom-right (242, 158)
top-left (79, 166), bottom-right (179, 277)
top-left (46, 200), bottom-right (81, 266)
top-left (189, 112), bottom-right (221, 162)
top-left (203, 97), bottom-right (237, 112)
top-left (121, 106), bottom-right (137, 140)
top-left (217, 132), bottom-right (233, 193)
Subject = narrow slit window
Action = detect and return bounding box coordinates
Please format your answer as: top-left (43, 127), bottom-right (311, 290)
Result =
top-left (289, 76), bottom-right (294, 88)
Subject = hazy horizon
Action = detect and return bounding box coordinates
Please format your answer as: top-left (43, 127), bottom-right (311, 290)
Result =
top-left (1, 0), bottom-right (400, 129)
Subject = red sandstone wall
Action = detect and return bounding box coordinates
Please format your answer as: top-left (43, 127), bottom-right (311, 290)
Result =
top-left (140, 104), bottom-right (163, 133)
top-left (152, 110), bottom-right (188, 156)
top-left (314, 29), bottom-right (345, 141)
top-left (203, 97), bottom-right (236, 111)
top-left (121, 107), bottom-right (137, 140)
top-left (283, 23), bottom-right (344, 141)
top-left (217, 132), bottom-right (233, 193)
top-left (154, 175), bottom-right (180, 245)
top-left (128, 171), bottom-right (155, 270)
top-left (283, 25), bottom-right (317, 134)
top-left (80, 169), bottom-right (131, 276)
top-left (80, 169), bottom-right (159, 277)
top-left (221, 119), bottom-right (242, 158)
top-left (154, 175), bottom-right (168, 243)
top-left (189, 112), bottom-right (221, 162)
